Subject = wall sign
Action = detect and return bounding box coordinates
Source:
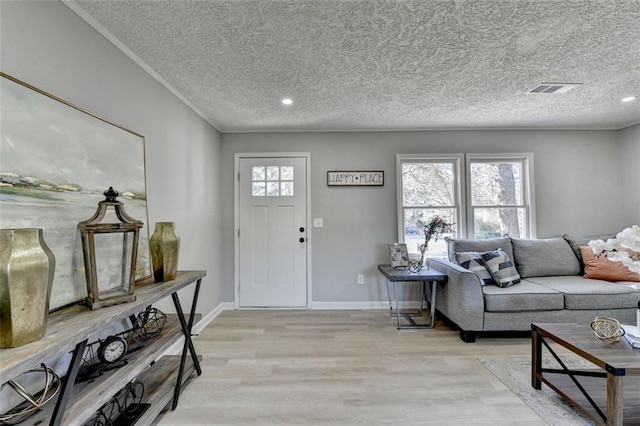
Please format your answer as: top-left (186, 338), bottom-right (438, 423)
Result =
top-left (327, 171), bottom-right (384, 187)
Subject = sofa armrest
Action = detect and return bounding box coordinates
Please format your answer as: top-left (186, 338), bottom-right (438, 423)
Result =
top-left (428, 257), bottom-right (486, 336)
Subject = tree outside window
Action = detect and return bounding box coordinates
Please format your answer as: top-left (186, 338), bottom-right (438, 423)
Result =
top-left (467, 155), bottom-right (533, 239)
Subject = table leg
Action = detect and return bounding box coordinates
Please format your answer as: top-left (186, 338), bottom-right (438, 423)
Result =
top-left (429, 280), bottom-right (437, 328)
top-left (393, 281), bottom-right (401, 329)
top-left (50, 339), bottom-right (87, 426)
top-left (531, 326), bottom-right (542, 389)
top-left (170, 278), bottom-right (202, 410)
top-left (385, 278), bottom-right (393, 318)
top-left (607, 373), bottom-right (623, 426)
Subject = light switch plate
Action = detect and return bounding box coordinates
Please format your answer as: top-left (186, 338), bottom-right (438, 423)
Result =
top-left (313, 218), bottom-right (324, 228)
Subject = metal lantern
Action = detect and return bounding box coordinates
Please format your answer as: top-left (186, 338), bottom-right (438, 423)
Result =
top-left (78, 187), bottom-right (143, 310)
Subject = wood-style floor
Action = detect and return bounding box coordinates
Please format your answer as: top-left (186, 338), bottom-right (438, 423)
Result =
top-left (154, 310), bottom-right (546, 425)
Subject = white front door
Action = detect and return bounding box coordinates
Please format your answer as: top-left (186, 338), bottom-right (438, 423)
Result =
top-left (237, 156), bottom-right (308, 307)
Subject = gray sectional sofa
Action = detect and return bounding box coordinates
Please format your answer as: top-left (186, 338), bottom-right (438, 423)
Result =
top-left (427, 235), bottom-right (640, 342)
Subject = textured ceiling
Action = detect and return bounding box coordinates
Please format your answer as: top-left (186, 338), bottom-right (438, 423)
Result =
top-left (66, 0), bottom-right (640, 132)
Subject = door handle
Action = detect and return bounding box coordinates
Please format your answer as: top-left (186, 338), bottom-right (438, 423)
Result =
top-left (299, 227), bottom-right (305, 232)
top-left (299, 237), bottom-right (305, 243)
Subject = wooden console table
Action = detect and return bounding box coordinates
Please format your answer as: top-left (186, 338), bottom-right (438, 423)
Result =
top-left (377, 264), bottom-right (447, 329)
top-left (0, 270), bottom-right (206, 425)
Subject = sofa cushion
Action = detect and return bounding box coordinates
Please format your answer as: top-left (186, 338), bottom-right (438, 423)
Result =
top-left (482, 280), bottom-right (564, 312)
top-left (579, 246), bottom-right (640, 282)
top-left (454, 252), bottom-right (494, 286)
top-left (527, 276), bottom-right (640, 310)
top-left (446, 236), bottom-right (514, 263)
top-left (511, 237), bottom-right (580, 278)
top-left (481, 249), bottom-right (521, 288)
top-left (563, 233), bottom-right (615, 271)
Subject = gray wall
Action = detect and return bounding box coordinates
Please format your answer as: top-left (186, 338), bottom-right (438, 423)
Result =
top-left (618, 124), bottom-right (640, 223)
top-left (222, 130), bottom-right (637, 304)
top-left (3, 1), bottom-right (637, 311)
top-left (1, 1), bottom-right (224, 315)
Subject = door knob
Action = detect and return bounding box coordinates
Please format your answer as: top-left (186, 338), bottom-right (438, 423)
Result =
top-left (299, 227), bottom-right (305, 232)
top-left (299, 237), bottom-right (305, 243)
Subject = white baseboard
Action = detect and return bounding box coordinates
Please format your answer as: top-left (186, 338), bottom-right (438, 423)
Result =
top-left (193, 302), bottom-right (234, 334)
top-left (311, 301), bottom-right (421, 310)
top-left (161, 301), bottom-right (234, 356)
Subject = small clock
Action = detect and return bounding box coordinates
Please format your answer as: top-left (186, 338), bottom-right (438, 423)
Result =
top-left (97, 335), bottom-right (128, 364)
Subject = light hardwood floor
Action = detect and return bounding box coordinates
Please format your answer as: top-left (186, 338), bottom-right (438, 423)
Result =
top-left (154, 310), bottom-right (546, 425)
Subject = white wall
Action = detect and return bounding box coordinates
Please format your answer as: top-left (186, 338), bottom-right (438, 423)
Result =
top-left (222, 130), bottom-right (632, 303)
top-left (618, 124), bottom-right (640, 224)
top-left (1, 1), bottom-right (224, 315)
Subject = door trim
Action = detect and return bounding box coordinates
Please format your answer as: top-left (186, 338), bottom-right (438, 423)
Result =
top-left (233, 152), bottom-right (312, 309)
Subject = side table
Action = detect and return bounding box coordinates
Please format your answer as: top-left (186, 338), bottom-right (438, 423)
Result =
top-left (377, 264), bottom-right (447, 329)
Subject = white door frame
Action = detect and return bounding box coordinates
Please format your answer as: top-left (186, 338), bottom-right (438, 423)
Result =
top-left (233, 152), bottom-right (312, 309)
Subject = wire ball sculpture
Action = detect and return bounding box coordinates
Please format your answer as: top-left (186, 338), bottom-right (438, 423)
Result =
top-left (132, 308), bottom-right (167, 341)
top-left (590, 316), bottom-right (626, 342)
top-left (0, 364), bottom-right (61, 424)
top-left (408, 260), bottom-right (422, 273)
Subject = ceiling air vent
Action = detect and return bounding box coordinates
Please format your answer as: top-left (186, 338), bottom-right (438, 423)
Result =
top-left (528, 83), bottom-right (582, 94)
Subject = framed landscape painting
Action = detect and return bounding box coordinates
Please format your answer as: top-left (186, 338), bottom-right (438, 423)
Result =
top-left (0, 72), bottom-right (151, 310)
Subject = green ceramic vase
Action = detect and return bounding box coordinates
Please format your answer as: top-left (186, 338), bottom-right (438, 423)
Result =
top-left (149, 222), bottom-right (180, 282)
top-left (0, 228), bottom-right (55, 348)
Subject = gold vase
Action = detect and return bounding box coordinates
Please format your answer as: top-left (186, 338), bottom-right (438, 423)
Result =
top-left (149, 222), bottom-right (180, 282)
top-left (0, 228), bottom-right (55, 348)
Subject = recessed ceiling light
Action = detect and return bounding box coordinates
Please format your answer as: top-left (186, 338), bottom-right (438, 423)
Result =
top-left (621, 96), bottom-right (636, 103)
top-left (281, 98), bottom-right (293, 105)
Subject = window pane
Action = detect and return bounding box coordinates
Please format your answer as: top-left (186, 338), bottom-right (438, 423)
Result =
top-left (280, 181), bottom-right (294, 196)
top-left (267, 182), bottom-right (279, 196)
top-left (470, 162), bottom-right (522, 206)
top-left (403, 208), bottom-right (456, 256)
top-left (281, 166), bottom-right (294, 180)
top-left (402, 162), bottom-right (455, 206)
top-left (266, 166), bottom-right (279, 181)
top-left (252, 166), bottom-right (265, 181)
top-left (473, 207), bottom-right (524, 239)
top-left (252, 182), bottom-right (266, 196)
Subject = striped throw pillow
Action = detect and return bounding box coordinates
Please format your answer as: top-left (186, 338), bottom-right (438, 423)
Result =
top-left (454, 251), bottom-right (495, 286)
top-left (481, 249), bottom-right (521, 288)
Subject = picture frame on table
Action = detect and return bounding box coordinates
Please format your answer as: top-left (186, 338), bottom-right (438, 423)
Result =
top-left (388, 243), bottom-right (409, 268)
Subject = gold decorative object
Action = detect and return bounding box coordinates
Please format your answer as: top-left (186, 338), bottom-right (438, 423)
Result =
top-left (590, 316), bottom-right (625, 342)
top-left (149, 222), bottom-right (180, 282)
top-left (78, 187), bottom-right (143, 310)
top-left (0, 228), bottom-right (55, 348)
top-left (0, 364), bottom-right (61, 423)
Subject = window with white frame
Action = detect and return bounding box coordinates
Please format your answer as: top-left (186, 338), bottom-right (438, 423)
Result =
top-left (466, 154), bottom-right (535, 239)
top-left (397, 153), bottom-right (535, 256)
top-left (397, 154), bottom-right (463, 257)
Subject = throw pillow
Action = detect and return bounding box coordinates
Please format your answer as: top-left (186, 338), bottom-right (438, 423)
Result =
top-left (510, 237), bottom-right (580, 278)
top-left (579, 246), bottom-right (640, 282)
top-left (454, 252), bottom-right (495, 286)
top-left (481, 249), bottom-right (521, 288)
top-left (446, 236), bottom-right (514, 263)
top-left (563, 233), bottom-right (615, 272)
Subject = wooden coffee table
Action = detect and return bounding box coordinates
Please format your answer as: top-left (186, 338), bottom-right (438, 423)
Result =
top-left (531, 323), bottom-right (640, 425)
